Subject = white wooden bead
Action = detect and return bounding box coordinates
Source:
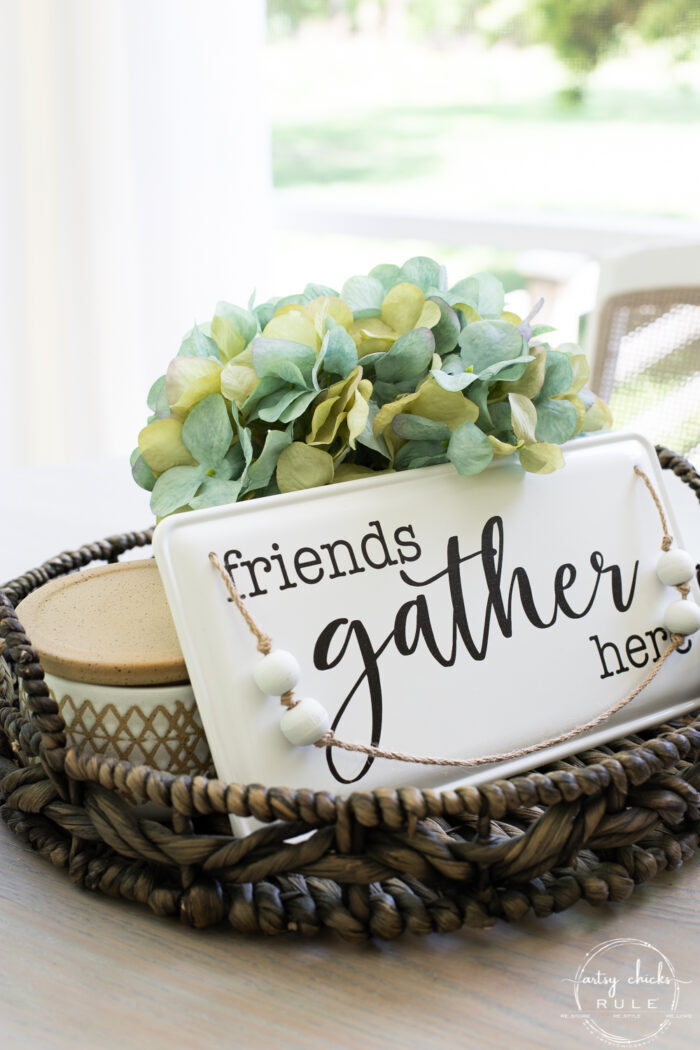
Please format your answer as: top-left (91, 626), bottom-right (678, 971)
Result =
top-left (253, 650), bottom-right (300, 696)
top-left (663, 599), bottom-right (700, 635)
top-left (280, 698), bottom-right (330, 746)
top-left (656, 549), bottom-right (695, 586)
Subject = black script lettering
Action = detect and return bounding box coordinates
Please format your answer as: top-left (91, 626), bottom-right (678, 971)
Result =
top-left (401, 533), bottom-right (484, 659)
top-left (590, 551), bottom-right (639, 612)
top-left (394, 596), bottom-right (455, 666)
top-left (314, 618), bottom-right (391, 784)
top-left (553, 563), bottom-right (597, 618)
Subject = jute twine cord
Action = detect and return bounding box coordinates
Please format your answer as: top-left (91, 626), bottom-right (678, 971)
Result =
top-left (0, 449), bottom-right (698, 940)
top-left (209, 465), bottom-right (687, 769)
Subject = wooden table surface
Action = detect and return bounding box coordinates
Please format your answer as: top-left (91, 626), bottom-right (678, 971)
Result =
top-left (0, 831), bottom-right (698, 1050)
top-left (1, 457), bottom-right (698, 1050)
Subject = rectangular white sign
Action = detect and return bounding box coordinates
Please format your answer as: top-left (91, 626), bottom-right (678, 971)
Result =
top-left (154, 433), bottom-right (700, 833)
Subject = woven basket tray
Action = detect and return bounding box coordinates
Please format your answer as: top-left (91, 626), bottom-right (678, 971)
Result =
top-left (1, 447), bottom-right (699, 942)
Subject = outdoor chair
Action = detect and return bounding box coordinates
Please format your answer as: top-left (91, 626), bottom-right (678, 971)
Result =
top-left (587, 243), bottom-right (700, 464)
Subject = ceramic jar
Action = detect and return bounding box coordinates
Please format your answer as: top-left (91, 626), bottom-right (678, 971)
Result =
top-left (16, 560), bottom-right (211, 776)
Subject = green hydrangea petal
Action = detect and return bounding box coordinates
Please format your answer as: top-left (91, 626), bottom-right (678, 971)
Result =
top-left (375, 327), bottom-right (435, 383)
top-left (539, 350), bottom-right (574, 399)
top-left (146, 375), bottom-right (170, 419)
top-left (251, 338), bottom-right (316, 383)
top-left (341, 275), bottom-right (385, 316)
top-left (131, 452), bottom-right (157, 492)
top-left (459, 320), bottom-right (524, 373)
top-left (400, 256), bottom-right (447, 294)
top-left (535, 397), bottom-right (579, 444)
top-left (182, 393), bottom-right (233, 468)
top-left (190, 477), bottom-right (243, 510)
top-left (428, 297), bottom-right (461, 356)
top-left (150, 464), bottom-right (206, 517)
top-left (446, 421), bottom-right (495, 476)
top-left (369, 264), bottom-right (402, 293)
top-left (178, 323), bottom-right (221, 361)
top-left (392, 414), bottom-right (451, 442)
top-left (448, 272), bottom-right (504, 318)
top-left (395, 439), bottom-right (448, 471)
top-left (243, 429), bottom-right (293, 494)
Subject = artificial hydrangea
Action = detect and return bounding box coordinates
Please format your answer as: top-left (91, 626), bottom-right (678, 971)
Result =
top-left (132, 257), bottom-right (612, 518)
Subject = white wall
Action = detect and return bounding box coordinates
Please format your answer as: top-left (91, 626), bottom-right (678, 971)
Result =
top-left (0, 0), bottom-right (270, 467)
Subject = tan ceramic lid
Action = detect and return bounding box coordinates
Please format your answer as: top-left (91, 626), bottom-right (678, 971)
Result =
top-left (16, 560), bottom-right (188, 686)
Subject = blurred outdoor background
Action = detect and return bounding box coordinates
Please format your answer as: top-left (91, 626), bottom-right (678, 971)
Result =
top-left (2, 0), bottom-right (699, 468)
top-left (267, 0), bottom-right (700, 303)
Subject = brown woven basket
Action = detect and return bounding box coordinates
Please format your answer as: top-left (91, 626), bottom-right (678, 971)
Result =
top-left (1, 447), bottom-right (699, 942)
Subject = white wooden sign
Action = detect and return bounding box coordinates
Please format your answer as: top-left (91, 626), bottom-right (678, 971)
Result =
top-left (154, 433), bottom-right (700, 834)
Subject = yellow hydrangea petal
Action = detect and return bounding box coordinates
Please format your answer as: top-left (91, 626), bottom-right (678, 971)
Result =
top-left (501, 311), bottom-right (521, 326)
top-left (563, 354), bottom-right (589, 396)
top-left (491, 346), bottom-right (547, 401)
top-left (211, 315), bottom-right (245, 361)
top-left (383, 424), bottom-right (404, 462)
top-left (381, 282), bottom-right (425, 334)
top-left (584, 395), bottom-right (613, 432)
top-left (454, 304), bottom-right (481, 324)
top-left (233, 346), bottom-right (254, 369)
top-left (307, 367), bottom-right (363, 446)
top-left (263, 309), bottom-right (321, 350)
top-left (488, 434), bottom-right (520, 456)
top-left (408, 376), bottom-right (479, 429)
top-left (305, 296), bottom-right (354, 338)
top-left (166, 358), bottom-right (223, 420)
top-left (345, 389), bottom-right (370, 449)
top-left (350, 317), bottom-right (397, 356)
top-left (138, 418), bottom-right (196, 475)
top-left (372, 391), bottom-right (420, 435)
top-left (277, 442), bottom-right (334, 492)
top-left (307, 395), bottom-right (342, 446)
top-left (220, 361), bottom-right (259, 409)
top-left (332, 463), bottom-right (393, 484)
top-left (565, 394), bottom-right (587, 435)
top-left (415, 299), bottom-right (442, 329)
top-left (519, 442), bottom-right (565, 474)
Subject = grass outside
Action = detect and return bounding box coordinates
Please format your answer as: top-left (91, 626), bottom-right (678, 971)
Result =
top-left (268, 27), bottom-right (700, 219)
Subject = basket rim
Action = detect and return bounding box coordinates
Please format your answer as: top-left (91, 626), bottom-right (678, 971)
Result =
top-left (2, 443), bottom-right (700, 828)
